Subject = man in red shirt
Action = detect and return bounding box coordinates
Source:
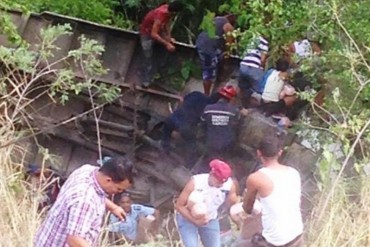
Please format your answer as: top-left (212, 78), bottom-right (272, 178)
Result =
top-left (139, 1), bottom-right (183, 87)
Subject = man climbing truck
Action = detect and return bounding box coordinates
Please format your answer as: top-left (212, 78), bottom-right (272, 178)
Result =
top-left (139, 1), bottom-right (183, 87)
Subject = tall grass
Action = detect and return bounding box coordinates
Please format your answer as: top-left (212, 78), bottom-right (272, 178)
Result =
top-left (306, 176), bottom-right (370, 247)
top-left (0, 125), bottom-right (40, 246)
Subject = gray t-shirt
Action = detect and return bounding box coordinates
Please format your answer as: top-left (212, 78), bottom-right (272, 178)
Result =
top-left (196, 16), bottom-right (229, 54)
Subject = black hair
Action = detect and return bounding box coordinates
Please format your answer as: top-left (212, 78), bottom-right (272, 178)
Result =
top-left (113, 192), bottom-right (131, 204)
top-left (275, 58), bottom-right (289, 72)
top-left (258, 134), bottom-right (285, 158)
top-left (225, 14), bottom-right (237, 26)
top-left (99, 156), bottom-right (134, 183)
top-left (168, 1), bottom-right (184, 12)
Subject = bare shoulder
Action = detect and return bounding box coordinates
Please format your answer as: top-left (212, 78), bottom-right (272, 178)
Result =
top-left (175, 177), bottom-right (195, 208)
top-left (183, 177), bottom-right (195, 192)
top-left (246, 171), bottom-right (268, 186)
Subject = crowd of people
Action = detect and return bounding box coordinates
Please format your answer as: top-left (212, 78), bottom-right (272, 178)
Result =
top-left (32, 1), bottom-right (321, 246)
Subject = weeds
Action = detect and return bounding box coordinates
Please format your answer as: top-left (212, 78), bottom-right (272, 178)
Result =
top-left (306, 176), bottom-right (370, 247)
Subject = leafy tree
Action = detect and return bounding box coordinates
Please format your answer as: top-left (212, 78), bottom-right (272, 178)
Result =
top-left (0, 22), bottom-right (120, 126)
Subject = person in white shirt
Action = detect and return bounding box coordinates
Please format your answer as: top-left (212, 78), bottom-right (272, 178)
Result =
top-left (287, 38), bottom-right (321, 67)
top-left (260, 58), bottom-right (297, 116)
top-left (175, 159), bottom-right (238, 247)
top-left (243, 135), bottom-right (303, 247)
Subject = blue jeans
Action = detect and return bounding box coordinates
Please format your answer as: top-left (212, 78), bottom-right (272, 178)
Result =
top-left (238, 65), bottom-right (264, 107)
top-left (239, 65), bottom-right (264, 92)
top-left (176, 213), bottom-right (221, 247)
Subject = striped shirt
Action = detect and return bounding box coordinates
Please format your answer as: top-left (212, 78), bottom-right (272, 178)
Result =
top-left (34, 165), bottom-right (107, 247)
top-left (241, 37), bottom-right (269, 69)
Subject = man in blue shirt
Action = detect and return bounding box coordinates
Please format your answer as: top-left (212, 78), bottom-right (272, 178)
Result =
top-left (201, 85), bottom-right (239, 162)
top-left (108, 193), bottom-right (160, 244)
top-left (196, 14), bottom-right (236, 95)
top-left (161, 91), bottom-right (220, 168)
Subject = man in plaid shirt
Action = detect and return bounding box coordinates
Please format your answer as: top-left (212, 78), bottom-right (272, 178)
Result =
top-left (34, 156), bottom-right (134, 247)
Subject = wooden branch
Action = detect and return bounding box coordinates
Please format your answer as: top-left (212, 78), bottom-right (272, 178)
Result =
top-left (82, 117), bottom-right (134, 131)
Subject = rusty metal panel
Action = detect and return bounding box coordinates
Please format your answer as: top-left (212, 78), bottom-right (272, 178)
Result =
top-left (100, 30), bottom-right (138, 84)
top-left (65, 146), bottom-right (98, 175)
top-left (21, 15), bottom-right (52, 51)
top-left (47, 96), bottom-right (86, 122)
top-left (45, 19), bottom-right (78, 70)
top-left (34, 136), bottom-right (73, 172)
top-left (26, 94), bottom-right (86, 126)
top-left (68, 23), bottom-right (107, 79)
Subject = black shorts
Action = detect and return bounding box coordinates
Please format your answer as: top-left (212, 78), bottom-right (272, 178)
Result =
top-left (261, 99), bottom-right (286, 116)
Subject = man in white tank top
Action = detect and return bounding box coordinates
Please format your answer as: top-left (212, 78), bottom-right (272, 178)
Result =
top-left (175, 159), bottom-right (238, 247)
top-left (242, 135), bottom-right (303, 247)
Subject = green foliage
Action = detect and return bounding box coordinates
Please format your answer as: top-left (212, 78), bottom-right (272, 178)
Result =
top-left (218, 0), bottom-right (309, 57)
top-left (124, 0), bottom-right (143, 9)
top-left (69, 35), bottom-right (107, 77)
top-left (9, 0), bottom-right (125, 26)
top-left (0, 10), bottom-right (23, 45)
top-left (164, 58), bottom-right (201, 91)
top-left (0, 22), bottom-right (120, 109)
top-left (199, 10), bottom-right (216, 38)
top-left (0, 46), bottom-right (37, 73)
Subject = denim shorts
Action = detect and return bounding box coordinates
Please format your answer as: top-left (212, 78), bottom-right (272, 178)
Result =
top-left (197, 49), bottom-right (222, 81)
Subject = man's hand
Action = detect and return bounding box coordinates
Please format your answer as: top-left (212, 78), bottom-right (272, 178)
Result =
top-left (192, 216), bottom-right (209, 227)
top-left (111, 206), bottom-right (127, 221)
top-left (67, 235), bottom-right (91, 247)
top-left (240, 108), bottom-right (250, 117)
top-left (166, 42), bottom-right (176, 52)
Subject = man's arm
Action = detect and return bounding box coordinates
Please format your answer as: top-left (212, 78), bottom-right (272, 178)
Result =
top-left (66, 236), bottom-right (91, 247)
top-left (242, 174), bottom-right (259, 214)
top-left (106, 198), bottom-right (126, 221)
top-left (226, 180), bottom-right (239, 207)
top-left (311, 42), bottom-right (321, 54)
top-left (175, 178), bottom-right (207, 226)
top-left (151, 19), bottom-right (175, 52)
top-left (163, 21), bottom-right (175, 43)
top-left (151, 209), bottom-right (161, 233)
top-left (260, 52), bottom-right (268, 68)
top-left (223, 23), bottom-right (235, 45)
top-left (153, 209), bottom-right (160, 220)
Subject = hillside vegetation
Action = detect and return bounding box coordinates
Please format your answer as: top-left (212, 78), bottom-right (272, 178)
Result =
top-left (1, 0), bottom-right (370, 246)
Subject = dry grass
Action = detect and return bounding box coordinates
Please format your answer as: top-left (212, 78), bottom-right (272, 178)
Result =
top-left (0, 128), bottom-right (40, 246)
top-left (306, 177), bottom-right (370, 247)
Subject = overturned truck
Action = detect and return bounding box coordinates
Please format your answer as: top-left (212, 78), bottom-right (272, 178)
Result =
top-left (1, 10), bottom-right (318, 214)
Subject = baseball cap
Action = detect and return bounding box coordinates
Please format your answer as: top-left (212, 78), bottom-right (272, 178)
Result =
top-left (209, 159), bottom-right (232, 182)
